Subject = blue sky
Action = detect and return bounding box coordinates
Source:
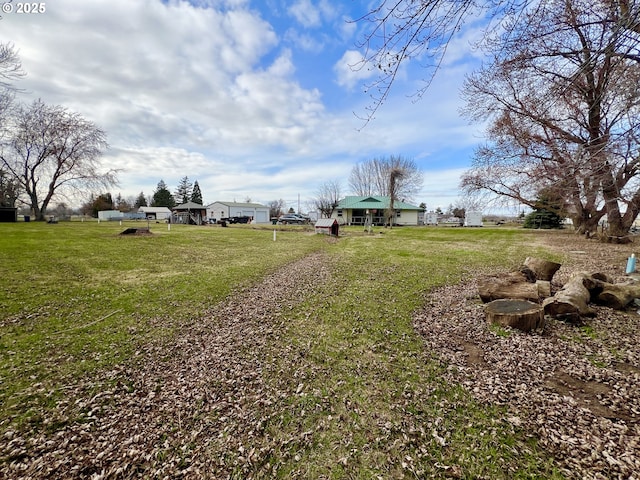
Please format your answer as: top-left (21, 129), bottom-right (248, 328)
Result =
top-left (0, 0), bottom-right (493, 213)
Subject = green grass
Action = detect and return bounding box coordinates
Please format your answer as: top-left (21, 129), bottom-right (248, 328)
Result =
top-left (1, 221), bottom-right (563, 477)
top-left (0, 220), bottom-right (325, 427)
top-left (245, 226), bottom-right (561, 479)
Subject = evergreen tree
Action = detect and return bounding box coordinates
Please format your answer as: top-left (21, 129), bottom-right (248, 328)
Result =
top-left (152, 180), bottom-right (175, 208)
top-left (191, 180), bottom-right (203, 204)
top-left (174, 176), bottom-right (192, 205)
top-left (523, 190), bottom-right (564, 229)
top-left (135, 191), bottom-right (147, 208)
top-left (84, 192), bottom-right (113, 217)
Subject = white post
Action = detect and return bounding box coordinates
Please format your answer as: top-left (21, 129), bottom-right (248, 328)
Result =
top-left (273, 229), bottom-right (276, 241)
top-left (168, 223), bottom-right (171, 231)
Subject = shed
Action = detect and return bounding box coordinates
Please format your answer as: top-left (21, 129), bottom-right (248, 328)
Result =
top-left (172, 202), bottom-right (207, 225)
top-left (315, 218), bottom-right (340, 236)
top-left (98, 210), bottom-right (124, 221)
top-left (425, 212), bottom-right (439, 225)
top-left (464, 211), bottom-right (483, 227)
top-left (138, 206), bottom-right (172, 220)
top-left (0, 207), bottom-right (18, 222)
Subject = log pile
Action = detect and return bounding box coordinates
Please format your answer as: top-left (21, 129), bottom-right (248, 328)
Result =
top-left (479, 257), bottom-right (640, 331)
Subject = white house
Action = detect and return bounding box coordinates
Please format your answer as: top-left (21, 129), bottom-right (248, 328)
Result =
top-left (206, 201), bottom-right (270, 223)
top-left (138, 206), bottom-right (172, 220)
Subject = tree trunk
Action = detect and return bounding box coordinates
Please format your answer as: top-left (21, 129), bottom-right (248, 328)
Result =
top-left (542, 272), bottom-right (596, 321)
top-left (592, 280), bottom-right (640, 310)
top-left (521, 257), bottom-right (562, 281)
top-left (477, 272), bottom-right (541, 303)
top-left (485, 299), bottom-right (545, 332)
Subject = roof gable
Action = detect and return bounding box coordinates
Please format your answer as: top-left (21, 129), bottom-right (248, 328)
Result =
top-left (173, 201), bottom-right (205, 210)
top-left (206, 201), bottom-right (267, 208)
top-left (336, 196), bottom-right (421, 210)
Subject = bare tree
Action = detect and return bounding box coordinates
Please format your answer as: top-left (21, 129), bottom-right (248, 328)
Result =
top-left (0, 43), bottom-right (24, 98)
top-left (268, 198), bottom-right (286, 219)
top-left (386, 167), bottom-right (404, 227)
top-left (355, 1), bottom-right (640, 120)
top-left (349, 155), bottom-right (423, 202)
top-left (460, 0), bottom-right (640, 239)
top-left (0, 43), bottom-right (25, 138)
top-left (312, 180), bottom-right (342, 218)
top-left (0, 99), bottom-right (116, 220)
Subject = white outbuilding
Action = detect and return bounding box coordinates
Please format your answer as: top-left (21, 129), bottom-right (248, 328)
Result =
top-left (138, 206), bottom-right (172, 220)
top-left (464, 211), bottom-right (483, 227)
top-left (206, 201), bottom-right (270, 223)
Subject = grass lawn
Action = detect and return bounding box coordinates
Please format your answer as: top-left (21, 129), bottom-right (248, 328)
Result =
top-left (1, 221), bottom-right (563, 478)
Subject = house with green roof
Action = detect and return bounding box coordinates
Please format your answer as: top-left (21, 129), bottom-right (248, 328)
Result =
top-left (331, 196), bottom-right (423, 226)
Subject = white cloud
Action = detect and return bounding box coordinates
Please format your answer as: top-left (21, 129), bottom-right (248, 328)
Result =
top-left (288, 0), bottom-right (321, 28)
top-left (1, 0), bottom-right (487, 210)
top-left (333, 50), bottom-right (374, 89)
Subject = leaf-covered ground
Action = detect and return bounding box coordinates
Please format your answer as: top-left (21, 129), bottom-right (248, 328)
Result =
top-left (1, 231), bottom-right (639, 479)
top-left (415, 233), bottom-right (640, 479)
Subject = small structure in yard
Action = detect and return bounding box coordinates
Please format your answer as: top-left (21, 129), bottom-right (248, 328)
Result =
top-left (0, 207), bottom-right (17, 222)
top-left (464, 211), bottom-right (483, 227)
top-left (425, 212), bottom-right (439, 225)
top-left (98, 210), bottom-right (124, 221)
top-left (172, 202), bottom-right (207, 225)
top-left (138, 206), bottom-right (172, 221)
top-left (315, 218), bottom-right (339, 236)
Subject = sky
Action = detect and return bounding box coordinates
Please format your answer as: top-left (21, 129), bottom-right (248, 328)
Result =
top-left (0, 0), bottom-right (496, 213)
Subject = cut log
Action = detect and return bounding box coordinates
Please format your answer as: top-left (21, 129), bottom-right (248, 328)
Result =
top-left (536, 280), bottom-right (552, 298)
top-left (592, 281), bottom-right (640, 310)
top-left (485, 299), bottom-right (545, 332)
top-left (542, 272), bottom-right (595, 321)
top-left (477, 272), bottom-right (541, 303)
top-left (521, 257), bottom-right (562, 281)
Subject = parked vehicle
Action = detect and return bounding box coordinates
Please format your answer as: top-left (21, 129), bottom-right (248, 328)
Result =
top-left (219, 216), bottom-right (251, 224)
top-left (277, 214), bottom-right (309, 225)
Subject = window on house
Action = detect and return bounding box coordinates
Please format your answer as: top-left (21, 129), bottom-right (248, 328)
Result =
top-left (337, 209), bottom-right (343, 217)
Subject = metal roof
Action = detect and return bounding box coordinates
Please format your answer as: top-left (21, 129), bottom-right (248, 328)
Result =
top-left (173, 201), bottom-right (205, 210)
top-left (315, 218), bottom-right (338, 227)
top-left (205, 201), bottom-right (268, 208)
top-left (336, 196), bottom-right (422, 210)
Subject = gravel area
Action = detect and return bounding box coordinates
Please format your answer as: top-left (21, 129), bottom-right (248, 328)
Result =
top-left (414, 231), bottom-right (640, 479)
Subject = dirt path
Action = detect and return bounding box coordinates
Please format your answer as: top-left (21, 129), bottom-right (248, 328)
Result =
top-left (3, 232), bottom-right (639, 479)
top-left (2, 252), bottom-right (333, 479)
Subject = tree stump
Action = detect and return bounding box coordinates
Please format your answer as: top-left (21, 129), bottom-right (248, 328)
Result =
top-left (485, 299), bottom-right (545, 332)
